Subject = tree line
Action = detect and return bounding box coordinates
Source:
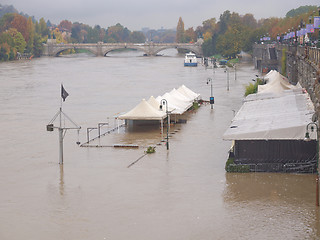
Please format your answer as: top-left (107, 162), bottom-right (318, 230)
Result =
top-left (176, 5), bottom-right (318, 58)
top-left (0, 4), bottom-right (318, 61)
top-left (0, 13), bottom-right (49, 61)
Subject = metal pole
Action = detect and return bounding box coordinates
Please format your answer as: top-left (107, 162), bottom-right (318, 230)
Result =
top-left (306, 122), bottom-right (319, 206)
top-left (59, 107), bottom-right (63, 165)
top-left (210, 80), bottom-right (213, 109)
top-left (316, 123), bottom-right (319, 207)
top-left (59, 127), bottom-right (64, 165)
top-left (166, 107), bottom-right (169, 150)
top-left (207, 78), bottom-right (213, 109)
top-left (227, 67), bottom-right (230, 91)
top-left (160, 99), bottom-right (169, 150)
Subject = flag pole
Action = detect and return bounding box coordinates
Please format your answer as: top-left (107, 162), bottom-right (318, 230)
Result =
top-left (47, 84), bottom-right (78, 165)
top-left (59, 84), bottom-right (63, 165)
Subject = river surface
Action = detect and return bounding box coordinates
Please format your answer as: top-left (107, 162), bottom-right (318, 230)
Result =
top-left (0, 50), bottom-right (319, 239)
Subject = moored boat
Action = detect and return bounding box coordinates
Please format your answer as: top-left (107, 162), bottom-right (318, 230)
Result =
top-left (184, 52), bottom-right (197, 67)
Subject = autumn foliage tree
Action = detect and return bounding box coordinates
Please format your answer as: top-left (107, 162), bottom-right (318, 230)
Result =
top-left (176, 17), bottom-right (185, 43)
top-left (0, 13), bottom-right (49, 60)
top-left (11, 14), bottom-right (28, 41)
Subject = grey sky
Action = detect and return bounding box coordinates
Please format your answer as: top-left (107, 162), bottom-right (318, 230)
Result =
top-left (2, 0), bottom-right (320, 30)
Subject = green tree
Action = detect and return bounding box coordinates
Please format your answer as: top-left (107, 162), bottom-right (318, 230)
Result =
top-left (0, 46), bottom-right (8, 61)
top-left (33, 33), bottom-right (43, 57)
top-left (71, 23), bottom-right (81, 42)
top-left (39, 18), bottom-right (49, 37)
top-left (0, 31), bottom-right (14, 47)
top-left (129, 31), bottom-right (145, 43)
top-left (9, 48), bottom-right (15, 60)
top-left (0, 13), bottom-right (15, 32)
top-left (202, 18), bottom-right (217, 36)
top-left (87, 27), bottom-right (99, 43)
top-left (106, 23), bottom-right (130, 42)
top-left (6, 28), bottom-right (26, 53)
top-left (216, 23), bottom-right (248, 58)
top-left (286, 5), bottom-right (317, 18)
top-left (218, 10), bottom-right (231, 34)
top-left (26, 17), bottom-right (34, 53)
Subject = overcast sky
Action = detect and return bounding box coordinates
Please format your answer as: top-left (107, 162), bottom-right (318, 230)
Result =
top-left (2, 0), bottom-right (320, 30)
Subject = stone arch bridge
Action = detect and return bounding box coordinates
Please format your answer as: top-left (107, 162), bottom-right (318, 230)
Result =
top-left (42, 42), bottom-right (203, 57)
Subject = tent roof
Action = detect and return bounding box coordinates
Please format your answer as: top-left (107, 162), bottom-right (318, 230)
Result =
top-left (147, 96), bottom-right (160, 110)
top-left (258, 71), bottom-right (300, 94)
top-left (223, 71), bottom-right (315, 140)
top-left (118, 99), bottom-right (166, 120)
top-left (157, 92), bottom-right (192, 114)
top-left (170, 88), bottom-right (194, 102)
top-left (177, 85), bottom-right (200, 100)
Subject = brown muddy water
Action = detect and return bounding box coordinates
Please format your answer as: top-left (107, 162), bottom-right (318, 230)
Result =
top-left (0, 49), bottom-right (319, 239)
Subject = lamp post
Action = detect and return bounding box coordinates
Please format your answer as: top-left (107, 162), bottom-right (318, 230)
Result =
top-left (224, 67), bottom-right (230, 91)
top-left (207, 77), bottom-right (214, 109)
top-left (160, 99), bottom-right (169, 150)
top-left (309, 16), bottom-right (312, 46)
top-left (305, 122), bottom-right (319, 207)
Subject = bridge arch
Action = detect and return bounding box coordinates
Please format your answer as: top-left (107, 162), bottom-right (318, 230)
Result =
top-left (153, 45), bottom-right (202, 56)
top-left (102, 46), bottom-right (148, 56)
top-left (53, 46), bottom-right (98, 57)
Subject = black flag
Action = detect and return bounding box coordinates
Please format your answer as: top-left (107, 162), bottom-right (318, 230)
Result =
top-left (61, 84), bottom-right (69, 102)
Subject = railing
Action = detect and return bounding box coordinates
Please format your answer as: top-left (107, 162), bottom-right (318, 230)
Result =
top-left (297, 46), bottom-right (320, 67)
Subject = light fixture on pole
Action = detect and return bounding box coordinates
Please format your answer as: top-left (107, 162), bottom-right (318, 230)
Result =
top-left (304, 122), bottom-right (319, 207)
top-left (160, 99), bottom-right (169, 150)
top-left (207, 77), bottom-right (214, 109)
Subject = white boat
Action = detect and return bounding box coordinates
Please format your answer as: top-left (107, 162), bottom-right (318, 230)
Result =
top-left (184, 52), bottom-right (197, 67)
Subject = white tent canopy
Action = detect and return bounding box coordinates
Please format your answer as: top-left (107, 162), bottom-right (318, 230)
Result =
top-left (157, 92), bottom-right (192, 115)
top-left (177, 85), bottom-right (200, 100)
top-left (119, 85), bottom-right (200, 121)
top-left (258, 71), bottom-right (301, 94)
top-left (223, 71), bottom-right (315, 141)
top-left (147, 96), bottom-right (160, 110)
top-left (118, 99), bottom-right (166, 120)
top-left (170, 88), bottom-right (194, 102)
top-left (263, 69), bottom-right (276, 83)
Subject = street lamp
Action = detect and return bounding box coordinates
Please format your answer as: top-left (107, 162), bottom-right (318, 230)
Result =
top-left (305, 122), bottom-right (319, 207)
top-left (224, 67), bottom-right (230, 91)
top-left (160, 99), bottom-right (169, 150)
top-left (207, 77), bottom-right (214, 109)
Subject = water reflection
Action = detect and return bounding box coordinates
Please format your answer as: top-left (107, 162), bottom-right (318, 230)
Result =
top-left (59, 164), bottom-right (64, 196)
top-left (224, 172), bottom-right (315, 205)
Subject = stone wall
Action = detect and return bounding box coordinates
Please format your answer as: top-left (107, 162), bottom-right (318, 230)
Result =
top-left (253, 44), bottom-right (320, 117)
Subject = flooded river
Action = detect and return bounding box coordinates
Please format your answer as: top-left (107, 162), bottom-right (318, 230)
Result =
top-left (0, 50), bottom-right (319, 239)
